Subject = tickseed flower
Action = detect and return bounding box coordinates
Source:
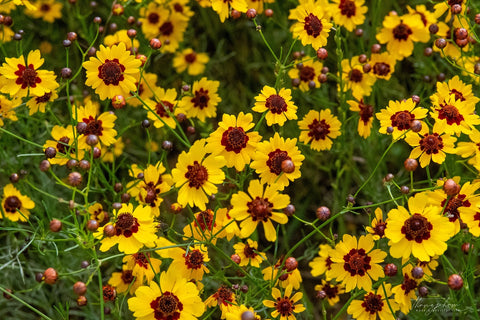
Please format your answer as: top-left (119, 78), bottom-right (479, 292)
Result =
top-left (225, 305), bottom-right (261, 320)
top-left (26, 89), bottom-right (58, 115)
top-left (168, 244), bottom-right (210, 281)
top-left (262, 258), bottom-right (303, 290)
top-left (1, 184), bottom-right (35, 222)
top-left (385, 192), bottom-right (456, 262)
top-left (128, 72), bottom-right (158, 107)
top-left (298, 109), bottom-right (342, 151)
top-left (0, 49), bottom-right (58, 98)
top-left (127, 162), bottom-right (173, 217)
top-left (82, 42), bottom-right (141, 101)
top-left (253, 86), bottom-right (297, 126)
top-left (101, 137), bottom-right (125, 162)
top-left (314, 280), bottom-right (344, 306)
top-left (430, 94), bottom-right (480, 136)
top-left (178, 77), bottom-right (221, 122)
top-left (123, 252), bottom-right (162, 284)
top-left (139, 3), bottom-right (168, 39)
top-left (366, 208), bottom-right (387, 240)
top-left (348, 99), bottom-right (374, 138)
top-left (155, 11), bottom-right (189, 53)
top-left (404, 122), bottom-right (457, 168)
top-left (43, 125), bottom-right (84, 166)
top-left (127, 266), bottom-right (205, 319)
top-left (211, 0), bottom-right (247, 22)
top-left (401, 256), bottom-right (439, 281)
top-left (144, 87), bottom-right (179, 129)
top-left (250, 133), bottom-right (304, 189)
top-left (376, 98), bottom-right (428, 140)
top-left (104, 30), bottom-right (140, 51)
top-left (427, 180), bottom-right (480, 236)
top-left (88, 203), bottom-right (109, 225)
top-left (347, 283), bottom-right (399, 320)
top-left (0, 25), bottom-right (14, 43)
top-left (432, 76), bottom-right (480, 110)
top-left (391, 269), bottom-right (420, 314)
top-left (166, 0), bottom-right (194, 18)
top-left (310, 244), bottom-right (334, 280)
top-left (341, 57), bottom-right (376, 100)
top-left (369, 52), bottom-right (397, 80)
top-left (433, 16), bottom-right (471, 59)
top-left (328, 234), bottom-right (386, 292)
top-left (246, 0), bottom-right (273, 14)
top-left (287, 58), bottom-right (323, 91)
top-left (73, 101), bottom-right (117, 149)
top-left (376, 12), bottom-right (430, 60)
top-left (95, 203), bottom-right (158, 254)
top-left (172, 139), bottom-right (226, 210)
top-left (173, 48), bottom-right (209, 76)
top-left (233, 239), bottom-right (266, 268)
top-left (229, 179), bottom-right (289, 242)
top-left (330, 0), bottom-right (368, 32)
top-left (108, 267), bottom-right (143, 295)
top-left (25, 0), bottom-right (62, 23)
top-left (290, 1), bottom-right (332, 49)
top-left (206, 112), bottom-right (261, 171)
top-left (205, 286), bottom-right (236, 319)
top-left (406, 4), bottom-right (438, 29)
top-left (0, 95), bottom-right (19, 127)
top-left (183, 208), bottom-right (239, 244)
top-left (263, 285), bottom-right (306, 320)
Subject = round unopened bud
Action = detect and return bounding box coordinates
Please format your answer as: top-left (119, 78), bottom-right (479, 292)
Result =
top-left (461, 242), bottom-right (472, 254)
top-left (77, 295), bottom-right (87, 306)
top-left (410, 120), bottom-right (422, 132)
top-left (36, 272), bottom-right (44, 282)
top-left (285, 257), bottom-right (298, 271)
top-left (443, 179), bottom-right (460, 196)
top-left (49, 219), bottom-right (62, 232)
top-left (318, 73), bottom-right (327, 83)
top-left (371, 43), bottom-right (381, 53)
top-left (43, 268), bottom-right (58, 285)
top-left (384, 263), bottom-right (397, 277)
top-left (475, 14), bottom-right (480, 25)
top-left (149, 38), bottom-right (162, 49)
top-left (437, 73), bottom-right (446, 82)
top-left (112, 95), bottom-right (126, 109)
top-left (404, 158), bottom-right (418, 171)
top-left (283, 204), bottom-right (295, 216)
top-left (384, 173), bottom-right (394, 182)
top-left (448, 274), bottom-right (463, 290)
top-left (114, 182), bottom-right (123, 192)
top-left (121, 193), bottom-right (131, 203)
top-left (435, 38), bottom-right (447, 49)
top-left (80, 261), bottom-right (90, 269)
top-left (76, 122), bottom-right (87, 134)
top-left (86, 134), bottom-right (99, 146)
top-left (127, 16), bottom-right (136, 24)
top-left (162, 140), bottom-right (173, 150)
top-left (241, 311), bottom-right (255, 320)
top-left (278, 273), bottom-right (288, 281)
top-left (347, 195), bottom-right (355, 204)
top-left (103, 224), bottom-right (115, 237)
top-left (112, 202), bottom-right (122, 210)
top-left (429, 24), bottom-right (439, 34)
top-left (240, 285), bottom-right (248, 293)
top-left (386, 126), bottom-right (394, 134)
top-left (45, 147), bottom-right (57, 159)
top-left (40, 160), bottom-right (51, 172)
top-left (3, 288), bottom-right (12, 299)
top-left (67, 159), bottom-right (79, 169)
top-left (281, 159), bottom-right (295, 173)
top-left (418, 286), bottom-right (428, 297)
top-left (451, 4), bottom-right (462, 14)
top-left (79, 160), bottom-right (90, 170)
top-left (231, 254), bottom-right (241, 264)
top-left (67, 32), bottom-right (77, 41)
top-left (358, 54), bottom-right (367, 64)
top-left (68, 172), bottom-right (82, 187)
top-left (316, 206), bottom-right (331, 220)
top-left (316, 290), bottom-right (327, 299)
top-left (316, 48), bottom-right (328, 60)
top-left (412, 266), bottom-right (424, 279)
top-left (308, 80), bottom-right (316, 89)
top-left (321, 66), bottom-right (329, 74)
top-left (127, 29), bottom-right (137, 39)
top-left (187, 126), bottom-right (196, 135)
top-left (363, 63), bottom-right (371, 73)
top-left (87, 219), bottom-right (99, 231)
top-left (3, 16), bottom-right (13, 27)
top-left (141, 119), bottom-right (151, 128)
top-left (13, 33), bottom-right (22, 41)
top-left (87, 46), bottom-right (97, 57)
top-left (112, 3), bottom-right (124, 15)
top-left (400, 186), bottom-right (410, 194)
top-left (73, 281), bottom-right (87, 296)
top-left (246, 8), bottom-right (257, 19)
top-left (136, 54), bottom-right (147, 67)
top-left (411, 95), bottom-right (421, 104)
top-left (9, 173), bottom-right (19, 183)
top-left (61, 67), bottom-right (72, 79)
top-left (291, 78), bottom-right (300, 87)
top-left (265, 8), bottom-right (273, 17)
top-left (93, 16), bottom-right (102, 24)
top-left (231, 9), bottom-right (242, 19)
top-left (62, 39), bottom-right (72, 47)
top-left (455, 28), bottom-right (468, 40)
top-left (424, 47), bottom-right (433, 57)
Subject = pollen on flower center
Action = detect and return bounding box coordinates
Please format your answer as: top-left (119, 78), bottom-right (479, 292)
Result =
top-left (304, 13), bottom-right (323, 37)
top-left (373, 63), bottom-right (391, 76)
top-left (362, 293), bottom-right (384, 314)
top-left (56, 136), bottom-right (71, 154)
top-left (275, 297), bottom-right (294, 316)
top-left (247, 196), bottom-right (273, 222)
top-left (339, 0), bottom-right (356, 17)
top-left (121, 270), bottom-right (134, 284)
top-left (15, 64), bottom-right (41, 89)
top-left (98, 59), bottom-right (125, 86)
top-left (390, 111), bottom-right (414, 130)
top-left (159, 22), bottom-right (174, 36)
top-left (83, 116), bottom-right (104, 136)
top-left (419, 133), bottom-right (443, 155)
top-left (184, 250), bottom-right (204, 269)
top-left (185, 161), bottom-right (208, 189)
top-left (221, 127), bottom-right (249, 153)
top-left (115, 213), bottom-right (139, 238)
top-left (441, 194), bottom-right (470, 222)
top-left (266, 149), bottom-right (292, 175)
top-left (349, 69), bottom-right (363, 83)
top-left (155, 100), bottom-right (174, 118)
top-left (308, 119), bottom-right (330, 140)
top-left (265, 95), bottom-right (288, 114)
top-left (299, 66), bottom-right (315, 82)
top-left (4, 196), bottom-right (21, 213)
top-left (393, 22), bottom-right (412, 41)
top-left (436, 103), bottom-right (464, 125)
top-left (191, 89), bottom-right (210, 109)
top-left (401, 213), bottom-right (432, 243)
top-left (151, 292), bottom-right (183, 320)
top-left (343, 248), bottom-right (372, 276)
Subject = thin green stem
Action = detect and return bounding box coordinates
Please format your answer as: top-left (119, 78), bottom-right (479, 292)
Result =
top-left (0, 286), bottom-right (53, 320)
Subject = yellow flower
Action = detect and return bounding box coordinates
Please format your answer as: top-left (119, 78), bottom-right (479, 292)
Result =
top-left (183, 208), bottom-right (240, 244)
top-left (82, 42), bottom-right (141, 101)
top-left (123, 252), bottom-right (162, 284)
top-left (376, 12), bottom-right (430, 60)
top-left (0, 25), bottom-right (14, 43)
top-left (328, 234), bottom-right (386, 292)
top-left (104, 30), bottom-right (140, 51)
top-left (26, 89), bottom-right (58, 115)
top-left (43, 125), bottom-right (85, 166)
top-left (225, 305), bottom-right (261, 320)
top-left (0, 95), bottom-right (19, 127)
top-left (211, 0), bottom-right (247, 22)
top-left (229, 179), bottom-right (289, 242)
top-left (101, 137), bottom-right (125, 162)
top-left (206, 112), bottom-right (262, 171)
top-left (348, 99), bottom-right (374, 138)
top-left (290, 2), bottom-right (332, 49)
top-left (173, 48), bottom-right (209, 76)
top-left (263, 285), bottom-right (306, 320)
top-left (298, 109), bottom-right (342, 151)
top-left (341, 57), bottom-right (376, 100)
top-left (262, 258), bottom-right (303, 290)
top-left (347, 283), bottom-right (399, 320)
top-left (168, 244), bottom-right (210, 281)
top-left (391, 269), bottom-right (420, 314)
top-left (330, 0), bottom-right (368, 32)
top-left (233, 239), bottom-right (266, 267)
top-left (0, 49), bottom-right (58, 98)
top-left (205, 286), bottom-right (236, 319)
top-left (287, 58), bottom-right (323, 91)
top-left (314, 280), bottom-right (344, 306)
top-left (88, 203), bottom-right (109, 225)
top-left (25, 0), bottom-right (62, 23)
top-left (309, 244), bottom-right (334, 280)
top-left (385, 192), bottom-right (455, 262)
top-left (108, 267), bottom-right (143, 295)
top-left (253, 86), bottom-right (297, 126)
top-left (139, 3), bottom-right (168, 39)
top-left (128, 72), bottom-right (158, 107)
top-left (127, 266), bottom-right (205, 319)
top-left (177, 77), bottom-right (221, 122)
top-left (172, 139), bottom-right (226, 210)
top-left (73, 101), bottom-right (117, 149)
top-left (1, 184), bottom-right (35, 222)
top-left (144, 87), bottom-right (179, 129)
top-left (432, 75), bottom-right (480, 109)
top-left (95, 203), bottom-right (158, 254)
top-left (156, 11), bottom-right (189, 53)
top-left (250, 133), bottom-right (304, 189)
top-left (369, 52), bottom-right (397, 80)
top-left (366, 208), bottom-right (387, 240)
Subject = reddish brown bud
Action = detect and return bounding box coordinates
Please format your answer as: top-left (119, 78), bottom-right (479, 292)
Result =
top-left (283, 204), bottom-right (295, 216)
top-left (285, 257), bottom-right (298, 271)
top-left (265, 8), bottom-right (273, 17)
top-left (112, 95), bottom-right (126, 109)
top-left (68, 172), bottom-right (82, 187)
top-left (384, 263), bottom-right (397, 276)
top-left (410, 120), bottom-right (422, 132)
top-left (112, 3), bottom-right (124, 15)
top-left (448, 274), bottom-right (463, 290)
top-left (77, 295), bottom-right (87, 306)
top-left (371, 44), bottom-right (381, 53)
top-left (49, 219), bottom-right (62, 232)
top-left (281, 159), bottom-right (295, 173)
top-left (316, 206), bottom-right (331, 220)
top-left (103, 224), bottom-right (115, 237)
top-left (43, 268), bottom-right (58, 285)
top-left (246, 8), bottom-right (257, 19)
top-left (316, 48), bottom-right (328, 60)
top-left (231, 254), bottom-right (241, 264)
top-left (149, 38), bottom-right (162, 49)
top-left (412, 266), bottom-right (424, 279)
top-left (73, 281), bottom-right (87, 296)
top-left (443, 179), bottom-right (460, 196)
top-left (404, 158), bottom-right (418, 172)
top-left (87, 219), bottom-right (99, 231)
top-left (435, 38), bottom-right (447, 49)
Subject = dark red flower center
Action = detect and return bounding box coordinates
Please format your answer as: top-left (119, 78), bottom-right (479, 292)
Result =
top-left (265, 94), bottom-right (288, 114)
top-left (103, 285), bottom-right (116, 301)
top-left (373, 221), bottom-right (387, 238)
top-left (142, 182), bottom-right (161, 206)
top-left (299, 66), bottom-right (315, 82)
top-left (35, 92), bottom-right (52, 104)
top-left (321, 282), bottom-right (339, 299)
top-left (184, 250), bottom-right (204, 269)
top-left (174, 3), bottom-right (184, 13)
top-left (151, 292), bottom-right (183, 320)
top-left (419, 133), bottom-right (443, 155)
top-left (473, 212), bottom-right (480, 226)
top-left (194, 210), bottom-right (215, 231)
top-left (185, 161), bottom-right (208, 189)
top-left (115, 213), bottom-right (139, 238)
top-left (40, 4), bottom-right (50, 11)
top-left (98, 58), bottom-right (125, 86)
top-left (448, 0), bottom-right (463, 6)
top-left (4, 196), bottom-right (21, 213)
top-left (325, 256), bottom-right (333, 270)
top-left (155, 100), bottom-right (174, 118)
top-left (358, 100), bottom-right (374, 124)
top-left (349, 69), bottom-right (363, 83)
top-left (121, 270), bottom-right (134, 284)
top-left (247, 197), bottom-right (273, 222)
top-left (373, 62), bottom-right (391, 76)
top-left (56, 136), bottom-right (71, 154)
top-left (148, 13), bottom-right (160, 24)
top-left (343, 248), bottom-right (372, 276)
top-left (243, 242), bottom-right (258, 258)
top-left (191, 88), bottom-right (210, 109)
top-left (362, 292), bottom-right (384, 314)
top-left (393, 22), bottom-right (413, 41)
top-left (266, 149), bottom-right (292, 175)
top-left (308, 119), bottom-right (330, 141)
top-left (401, 213), bottom-right (432, 243)
top-left (304, 13), bottom-right (323, 38)
top-left (159, 22), bottom-right (174, 36)
top-left (441, 194), bottom-right (470, 222)
top-left (133, 252), bottom-right (150, 269)
top-left (390, 110), bottom-right (414, 130)
top-left (275, 297), bottom-right (295, 316)
top-left (215, 286), bottom-right (234, 306)
top-left (184, 52), bottom-right (197, 63)
top-left (339, 0), bottom-right (356, 17)
top-left (15, 64), bottom-right (41, 89)
top-left (82, 116), bottom-right (104, 136)
top-left (436, 103), bottom-right (464, 125)
top-left (401, 273), bottom-right (418, 294)
top-left (221, 127), bottom-right (249, 153)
